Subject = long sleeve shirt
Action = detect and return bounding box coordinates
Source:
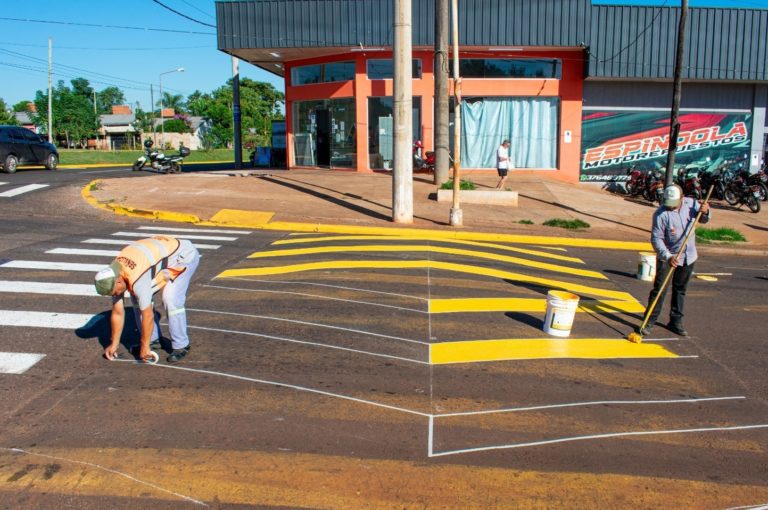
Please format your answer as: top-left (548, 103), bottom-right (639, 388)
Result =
top-left (651, 197), bottom-right (710, 266)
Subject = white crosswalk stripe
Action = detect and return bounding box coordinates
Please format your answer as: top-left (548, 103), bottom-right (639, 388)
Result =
top-left (0, 260), bottom-right (106, 272)
top-left (0, 280), bottom-right (98, 296)
top-left (46, 248), bottom-right (118, 257)
top-left (0, 352), bottom-right (46, 374)
top-left (0, 184), bottom-right (50, 198)
top-left (0, 310), bottom-right (97, 329)
top-left (113, 231), bottom-right (238, 241)
top-left (82, 238), bottom-right (221, 250)
top-left (138, 226), bottom-right (251, 235)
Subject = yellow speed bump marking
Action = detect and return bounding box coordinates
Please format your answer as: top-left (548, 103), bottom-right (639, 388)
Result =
top-left (217, 260), bottom-right (636, 301)
top-left (429, 298), bottom-right (645, 314)
top-left (248, 245), bottom-right (605, 279)
top-left (430, 338), bottom-right (678, 364)
top-left (271, 235), bottom-right (584, 263)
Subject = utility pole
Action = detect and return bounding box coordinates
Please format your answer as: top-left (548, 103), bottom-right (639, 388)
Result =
top-left (150, 84), bottom-right (156, 146)
top-left (392, 0), bottom-right (413, 223)
top-left (664, 0), bottom-right (688, 188)
top-left (47, 37), bottom-right (53, 144)
top-left (433, 0), bottom-right (450, 185)
top-left (449, 0), bottom-right (463, 227)
top-left (232, 56), bottom-right (243, 169)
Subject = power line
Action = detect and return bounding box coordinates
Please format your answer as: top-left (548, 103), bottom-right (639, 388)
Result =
top-left (0, 16), bottom-right (215, 35)
top-left (151, 0), bottom-right (216, 27)
top-left (176, 0), bottom-right (216, 20)
top-left (0, 41), bottom-right (210, 51)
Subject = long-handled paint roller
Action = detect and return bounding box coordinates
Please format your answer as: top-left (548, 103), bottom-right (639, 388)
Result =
top-left (627, 184), bottom-right (714, 344)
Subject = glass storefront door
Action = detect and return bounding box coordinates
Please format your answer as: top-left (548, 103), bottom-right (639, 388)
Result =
top-left (368, 97), bottom-right (422, 170)
top-left (292, 99), bottom-right (356, 169)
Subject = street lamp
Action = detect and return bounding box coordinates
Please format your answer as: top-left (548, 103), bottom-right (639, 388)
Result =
top-left (159, 67), bottom-right (184, 147)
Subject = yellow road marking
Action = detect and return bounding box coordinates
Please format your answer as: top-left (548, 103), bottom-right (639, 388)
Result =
top-left (217, 260), bottom-right (637, 301)
top-left (429, 298), bottom-right (645, 314)
top-left (271, 235), bottom-right (584, 263)
top-left (248, 245), bottom-right (604, 279)
top-left (430, 338), bottom-right (678, 364)
top-left (209, 208), bottom-right (274, 226)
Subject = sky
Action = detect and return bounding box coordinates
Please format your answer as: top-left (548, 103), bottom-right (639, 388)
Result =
top-left (0, 0), bottom-right (284, 112)
top-left (2, 0), bottom-right (767, 112)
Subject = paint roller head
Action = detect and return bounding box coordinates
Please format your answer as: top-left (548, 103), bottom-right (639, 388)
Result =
top-left (627, 331), bottom-right (643, 344)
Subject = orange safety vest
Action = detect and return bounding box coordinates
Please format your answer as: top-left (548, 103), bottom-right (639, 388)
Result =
top-left (115, 236), bottom-right (184, 293)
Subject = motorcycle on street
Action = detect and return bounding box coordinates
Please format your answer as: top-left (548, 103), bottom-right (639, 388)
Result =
top-left (132, 140), bottom-right (190, 174)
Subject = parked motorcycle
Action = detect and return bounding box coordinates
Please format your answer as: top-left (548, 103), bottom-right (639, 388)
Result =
top-left (624, 165), bottom-right (647, 197)
top-left (643, 169), bottom-right (665, 203)
top-left (698, 168), bottom-right (727, 201)
top-left (676, 166), bottom-right (703, 199)
top-left (724, 170), bottom-right (761, 213)
top-left (745, 168), bottom-right (768, 201)
top-left (413, 141), bottom-right (433, 172)
top-left (132, 140), bottom-right (190, 174)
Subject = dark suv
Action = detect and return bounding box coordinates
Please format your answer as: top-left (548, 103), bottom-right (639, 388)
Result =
top-left (0, 125), bottom-right (59, 173)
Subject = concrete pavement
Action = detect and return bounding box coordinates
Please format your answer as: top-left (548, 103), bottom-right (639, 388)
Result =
top-left (84, 168), bottom-right (768, 254)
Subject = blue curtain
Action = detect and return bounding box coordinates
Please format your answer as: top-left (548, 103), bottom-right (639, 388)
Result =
top-left (462, 98), bottom-right (559, 169)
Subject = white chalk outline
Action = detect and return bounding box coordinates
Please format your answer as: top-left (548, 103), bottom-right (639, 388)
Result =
top-left (2, 447), bottom-right (208, 506)
top-left (187, 307), bottom-right (429, 346)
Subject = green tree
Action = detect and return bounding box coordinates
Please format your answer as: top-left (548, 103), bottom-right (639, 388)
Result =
top-left (12, 100), bottom-right (32, 112)
top-left (158, 92), bottom-right (185, 115)
top-left (132, 107), bottom-right (154, 134)
top-left (1, 98), bottom-right (18, 125)
top-left (33, 79), bottom-right (99, 147)
top-left (160, 117), bottom-right (191, 134)
top-left (96, 86), bottom-right (126, 114)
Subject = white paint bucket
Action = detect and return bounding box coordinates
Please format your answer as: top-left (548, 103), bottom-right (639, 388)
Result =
top-left (543, 290), bottom-right (580, 337)
top-left (637, 252), bottom-right (657, 282)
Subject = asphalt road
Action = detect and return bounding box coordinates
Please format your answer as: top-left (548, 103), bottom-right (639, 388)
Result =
top-left (0, 166), bottom-right (767, 509)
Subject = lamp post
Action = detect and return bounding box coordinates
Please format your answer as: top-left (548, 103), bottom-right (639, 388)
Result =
top-left (159, 67), bottom-right (184, 147)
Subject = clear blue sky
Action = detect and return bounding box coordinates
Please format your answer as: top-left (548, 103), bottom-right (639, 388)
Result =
top-left (0, 0), bottom-right (284, 112)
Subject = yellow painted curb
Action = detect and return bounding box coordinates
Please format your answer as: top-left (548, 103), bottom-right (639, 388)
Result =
top-left (81, 179), bottom-right (200, 224)
top-left (430, 338), bottom-right (678, 364)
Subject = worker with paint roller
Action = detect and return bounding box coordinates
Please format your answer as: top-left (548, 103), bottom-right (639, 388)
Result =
top-left (93, 235), bottom-right (200, 363)
top-left (639, 184), bottom-right (710, 337)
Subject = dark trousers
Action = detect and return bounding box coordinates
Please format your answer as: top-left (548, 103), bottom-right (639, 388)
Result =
top-left (646, 258), bottom-right (695, 326)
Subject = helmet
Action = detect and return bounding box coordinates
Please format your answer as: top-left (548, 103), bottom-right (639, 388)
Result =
top-left (144, 139), bottom-right (154, 148)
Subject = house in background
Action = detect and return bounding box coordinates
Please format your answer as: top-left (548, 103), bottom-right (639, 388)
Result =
top-left (14, 103), bottom-right (38, 133)
top-left (98, 105), bottom-right (138, 150)
top-left (151, 108), bottom-right (210, 150)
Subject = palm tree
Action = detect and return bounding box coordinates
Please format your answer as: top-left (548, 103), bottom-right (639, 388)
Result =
top-left (158, 92), bottom-right (186, 115)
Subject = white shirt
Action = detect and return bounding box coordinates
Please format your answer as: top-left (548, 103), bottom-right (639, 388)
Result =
top-left (497, 145), bottom-right (510, 169)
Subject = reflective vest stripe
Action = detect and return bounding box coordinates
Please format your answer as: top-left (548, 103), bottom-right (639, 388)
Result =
top-left (117, 236), bottom-right (181, 290)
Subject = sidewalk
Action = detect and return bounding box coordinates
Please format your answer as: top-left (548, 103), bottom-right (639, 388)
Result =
top-left (86, 168), bottom-right (768, 255)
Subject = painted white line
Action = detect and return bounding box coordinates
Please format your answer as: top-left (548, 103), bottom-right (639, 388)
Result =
top-left (46, 248), bottom-right (118, 257)
top-left (228, 277), bottom-right (429, 301)
top-left (726, 504), bottom-right (768, 510)
top-left (187, 324), bottom-right (429, 365)
top-left (113, 231), bottom-right (237, 241)
top-left (0, 280), bottom-right (97, 296)
top-left (0, 352), bottom-right (46, 374)
top-left (0, 184), bottom-right (50, 198)
top-left (428, 424), bottom-right (768, 457)
top-left (203, 284), bottom-right (428, 313)
top-left (434, 396), bottom-right (746, 418)
top-left (0, 182), bottom-right (7, 186)
top-left (3, 448), bottom-right (208, 506)
top-left (138, 226), bottom-right (251, 235)
top-left (82, 238), bottom-right (221, 250)
top-left (0, 310), bottom-right (98, 328)
top-left (0, 260), bottom-right (105, 272)
top-left (130, 360), bottom-right (430, 418)
top-left (188, 307), bottom-right (429, 346)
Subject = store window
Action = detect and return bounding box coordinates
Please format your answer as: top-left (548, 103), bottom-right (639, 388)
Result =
top-left (366, 59), bottom-right (423, 80)
top-left (460, 59), bottom-right (561, 79)
top-left (368, 97), bottom-right (422, 170)
top-left (292, 98), bottom-right (356, 168)
top-left (291, 62), bottom-right (355, 86)
top-left (459, 97), bottom-right (559, 169)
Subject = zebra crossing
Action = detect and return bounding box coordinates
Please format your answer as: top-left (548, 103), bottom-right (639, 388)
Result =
top-left (0, 225), bottom-right (251, 374)
top-left (0, 182), bottom-right (50, 198)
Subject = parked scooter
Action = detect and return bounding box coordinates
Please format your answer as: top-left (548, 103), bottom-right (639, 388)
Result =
top-left (132, 140), bottom-right (190, 174)
top-left (724, 169), bottom-right (761, 213)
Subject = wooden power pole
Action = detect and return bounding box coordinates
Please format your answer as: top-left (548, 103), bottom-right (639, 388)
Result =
top-left (665, 0), bottom-right (688, 188)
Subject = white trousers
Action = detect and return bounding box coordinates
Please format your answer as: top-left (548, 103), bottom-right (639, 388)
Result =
top-left (132, 249), bottom-right (200, 350)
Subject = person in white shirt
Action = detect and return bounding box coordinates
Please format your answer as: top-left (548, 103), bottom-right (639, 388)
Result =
top-left (495, 139), bottom-right (512, 190)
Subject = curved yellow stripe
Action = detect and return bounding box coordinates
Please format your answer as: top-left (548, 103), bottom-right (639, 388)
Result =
top-left (216, 260), bottom-right (636, 301)
top-left (429, 298), bottom-right (645, 314)
top-left (271, 235), bottom-right (583, 263)
top-left (248, 245), bottom-right (604, 280)
top-left (430, 338), bottom-right (677, 364)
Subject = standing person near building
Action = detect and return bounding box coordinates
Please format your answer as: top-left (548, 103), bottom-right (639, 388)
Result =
top-left (639, 184), bottom-right (710, 337)
top-left (94, 235), bottom-right (200, 363)
top-left (495, 139), bottom-right (512, 190)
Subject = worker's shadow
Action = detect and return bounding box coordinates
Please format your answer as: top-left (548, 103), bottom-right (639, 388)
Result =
top-left (74, 308), bottom-right (140, 351)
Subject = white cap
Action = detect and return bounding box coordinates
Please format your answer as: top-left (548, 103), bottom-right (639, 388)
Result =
top-left (662, 184), bottom-right (683, 208)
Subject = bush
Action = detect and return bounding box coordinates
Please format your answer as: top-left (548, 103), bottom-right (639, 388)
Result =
top-left (440, 179), bottom-right (476, 190)
top-left (543, 218), bottom-right (590, 229)
top-left (160, 118), bottom-right (191, 134)
top-left (696, 227), bottom-right (746, 243)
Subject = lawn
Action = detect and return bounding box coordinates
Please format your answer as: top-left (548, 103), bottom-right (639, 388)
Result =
top-left (58, 148), bottom-right (248, 166)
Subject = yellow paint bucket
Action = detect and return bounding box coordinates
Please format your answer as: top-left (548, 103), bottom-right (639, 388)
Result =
top-left (637, 252), bottom-right (657, 282)
top-left (543, 290), bottom-right (580, 337)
